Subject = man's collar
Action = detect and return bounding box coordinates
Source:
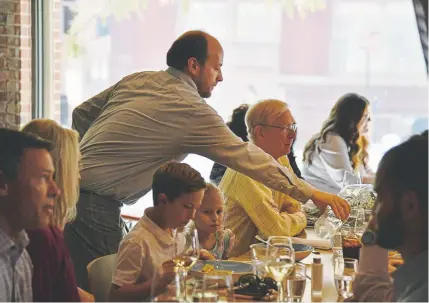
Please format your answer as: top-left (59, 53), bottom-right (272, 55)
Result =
top-left (0, 228), bottom-right (29, 254)
top-left (166, 67), bottom-right (198, 92)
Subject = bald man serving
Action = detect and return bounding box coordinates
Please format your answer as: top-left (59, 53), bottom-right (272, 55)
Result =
top-left (68, 30), bottom-right (350, 290)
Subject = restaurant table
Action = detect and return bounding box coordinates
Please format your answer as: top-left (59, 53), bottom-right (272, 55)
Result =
top-left (232, 228), bottom-right (340, 302)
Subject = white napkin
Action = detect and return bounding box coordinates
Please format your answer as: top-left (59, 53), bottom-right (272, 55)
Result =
top-left (291, 237), bottom-right (332, 250)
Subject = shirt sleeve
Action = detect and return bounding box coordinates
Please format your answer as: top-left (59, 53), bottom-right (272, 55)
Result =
top-left (227, 173), bottom-right (307, 239)
top-left (26, 227), bottom-right (80, 302)
top-left (180, 103), bottom-right (314, 203)
top-left (72, 83), bottom-right (117, 140)
top-left (111, 240), bottom-right (145, 287)
top-left (317, 134), bottom-right (361, 188)
top-left (352, 245), bottom-right (395, 302)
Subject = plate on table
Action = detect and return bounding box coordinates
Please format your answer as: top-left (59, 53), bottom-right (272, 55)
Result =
top-left (189, 260), bottom-right (253, 282)
top-left (293, 243), bottom-right (314, 261)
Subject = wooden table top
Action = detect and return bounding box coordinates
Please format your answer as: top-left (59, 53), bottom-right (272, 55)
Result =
top-left (232, 228), bottom-right (340, 302)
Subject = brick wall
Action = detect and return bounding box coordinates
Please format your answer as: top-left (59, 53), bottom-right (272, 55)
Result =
top-left (0, 0), bottom-right (31, 129)
top-left (0, 0), bottom-right (62, 129)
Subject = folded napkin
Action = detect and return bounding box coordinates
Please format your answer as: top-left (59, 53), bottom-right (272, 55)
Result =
top-left (291, 237), bottom-right (332, 250)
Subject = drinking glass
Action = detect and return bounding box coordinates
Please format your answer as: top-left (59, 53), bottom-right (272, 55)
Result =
top-left (334, 258), bottom-right (358, 299)
top-left (250, 243), bottom-right (270, 277)
top-left (284, 263), bottom-right (307, 302)
top-left (354, 209), bottom-right (371, 237)
top-left (266, 237), bottom-right (295, 302)
top-left (330, 229), bottom-right (343, 265)
top-left (341, 226), bottom-right (362, 260)
top-left (204, 274), bottom-right (234, 302)
top-left (173, 228), bottom-right (200, 301)
top-left (267, 236), bottom-right (295, 262)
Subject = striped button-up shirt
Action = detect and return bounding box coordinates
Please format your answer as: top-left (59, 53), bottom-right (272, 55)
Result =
top-left (0, 229), bottom-right (33, 302)
top-left (73, 67), bottom-right (314, 205)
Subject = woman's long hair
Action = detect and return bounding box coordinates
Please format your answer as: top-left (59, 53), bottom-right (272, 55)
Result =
top-left (22, 119), bottom-right (81, 229)
top-left (303, 93), bottom-right (370, 170)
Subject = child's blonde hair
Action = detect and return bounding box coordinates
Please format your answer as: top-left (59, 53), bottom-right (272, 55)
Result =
top-left (202, 183), bottom-right (223, 204)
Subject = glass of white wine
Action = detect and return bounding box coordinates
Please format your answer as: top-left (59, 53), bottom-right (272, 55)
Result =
top-left (266, 237), bottom-right (295, 303)
top-left (334, 257), bottom-right (358, 299)
top-left (173, 227), bottom-right (200, 301)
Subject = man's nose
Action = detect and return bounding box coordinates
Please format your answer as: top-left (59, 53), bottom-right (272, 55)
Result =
top-left (49, 181), bottom-right (61, 198)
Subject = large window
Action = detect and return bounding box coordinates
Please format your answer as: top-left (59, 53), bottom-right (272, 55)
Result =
top-left (46, 0), bottom-right (428, 216)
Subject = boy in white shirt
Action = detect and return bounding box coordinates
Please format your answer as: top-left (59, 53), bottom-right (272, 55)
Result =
top-left (109, 162), bottom-right (207, 301)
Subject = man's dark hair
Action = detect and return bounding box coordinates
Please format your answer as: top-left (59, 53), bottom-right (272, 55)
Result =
top-left (375, 135), bottom-right (428, 210)
top-left (0, 128), bottom-right (53, 180)
top-left (166, 32), bottom-right (208, 71)
top-left (152, 161), bottom-right (206, 206)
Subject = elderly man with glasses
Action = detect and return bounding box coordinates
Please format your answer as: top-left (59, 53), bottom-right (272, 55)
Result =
top-left (219, 99), bottom-right (308, 257)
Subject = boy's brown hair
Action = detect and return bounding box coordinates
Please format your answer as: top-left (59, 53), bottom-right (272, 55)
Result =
top-left (152, 161), bottom-right (207, 206)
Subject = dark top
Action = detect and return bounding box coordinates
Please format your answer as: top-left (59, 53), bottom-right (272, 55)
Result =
top-left (26, 226), bottom-right (80, 302)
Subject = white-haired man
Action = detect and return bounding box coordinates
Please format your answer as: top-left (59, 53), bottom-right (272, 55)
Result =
top-left (220, 99), bottom-right (309, 257)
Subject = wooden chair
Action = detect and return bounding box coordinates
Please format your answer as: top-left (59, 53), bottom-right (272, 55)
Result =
top-left (87, 254), bottom-right (118, 302)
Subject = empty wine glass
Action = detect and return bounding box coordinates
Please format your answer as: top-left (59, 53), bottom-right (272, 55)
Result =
top-left (334, 258), bottom-right (358, 299)
top-left (267, 236), bottom-right (295, 262)
top-left (266, 236), bottom-right (295, 302)
top-left (250, 243), bottom-right (271, 278)
top-left (173, 228), bottom-right (200, 301)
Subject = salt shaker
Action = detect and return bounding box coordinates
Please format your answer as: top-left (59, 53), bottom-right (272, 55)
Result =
top-left (311, 252), bottom-right (323, 295)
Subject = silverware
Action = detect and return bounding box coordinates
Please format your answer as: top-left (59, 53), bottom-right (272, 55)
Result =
top-left (255, 235), bottom-right (268, 244)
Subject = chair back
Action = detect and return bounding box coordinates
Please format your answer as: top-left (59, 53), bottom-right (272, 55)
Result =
top-left (87, 253), bottom-right (117, 302)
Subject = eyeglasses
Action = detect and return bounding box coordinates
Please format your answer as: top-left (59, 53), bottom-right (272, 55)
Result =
top-left (258, 123), bottom-right (297, 133)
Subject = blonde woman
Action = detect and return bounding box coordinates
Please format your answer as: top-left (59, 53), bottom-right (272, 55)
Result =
top-left (21, 119), bottom-right (90, 302)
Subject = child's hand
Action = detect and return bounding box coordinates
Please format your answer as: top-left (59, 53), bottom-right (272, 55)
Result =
top-left (200, 249), bottom-right (216, 260)
top-left (154, 260), bottom-right (176, 295)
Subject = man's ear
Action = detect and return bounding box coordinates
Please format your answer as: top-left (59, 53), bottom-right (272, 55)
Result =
top-left (0, 171), bottom-right (9, 197)
top-left (400, 190), bottom-right (420, 220)
top-left (253, 125), bottom-right (264, 139)
top-left (157, 193), bottom-right (169, 205)
top-left (187, 57), bottom-right (200, 76)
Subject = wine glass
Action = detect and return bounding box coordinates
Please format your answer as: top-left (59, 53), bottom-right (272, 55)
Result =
top-left (267, 236), bottom-right (295, 262)
top-left (266, 237), bottom-right (295, 302)
top-left (173, 227), bottom-right (200, 301)
top-left (334, 258), bottom-right (358, 299)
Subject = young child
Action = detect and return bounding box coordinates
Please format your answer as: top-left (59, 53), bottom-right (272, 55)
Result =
top-left (194, 184), bottom-right (235, 260)
top-left (109, 162), bottom-right (207, 302)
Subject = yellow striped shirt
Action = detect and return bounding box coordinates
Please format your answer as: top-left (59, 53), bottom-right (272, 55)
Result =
top-left (219, 156), bottom-right (307, 257)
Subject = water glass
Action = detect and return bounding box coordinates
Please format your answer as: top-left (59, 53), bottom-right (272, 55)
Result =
top-left (284, 263), bottom-right (307, 302)
top-left (330, 230), bottom-right (343, 265)
top-left (191, 274), bottom-right (234, 302)
top-left (250, 243), bottom-right (270, 277)
top-left (334, 258), bottom-right (358, 299)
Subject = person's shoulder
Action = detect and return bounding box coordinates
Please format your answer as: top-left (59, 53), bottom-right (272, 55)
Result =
top-left (320, 132), bottom-right (347, 149)
top-left (221, 228), bottom-right (235, 239)
top-left (120, 217), bottom-right (155, 247)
